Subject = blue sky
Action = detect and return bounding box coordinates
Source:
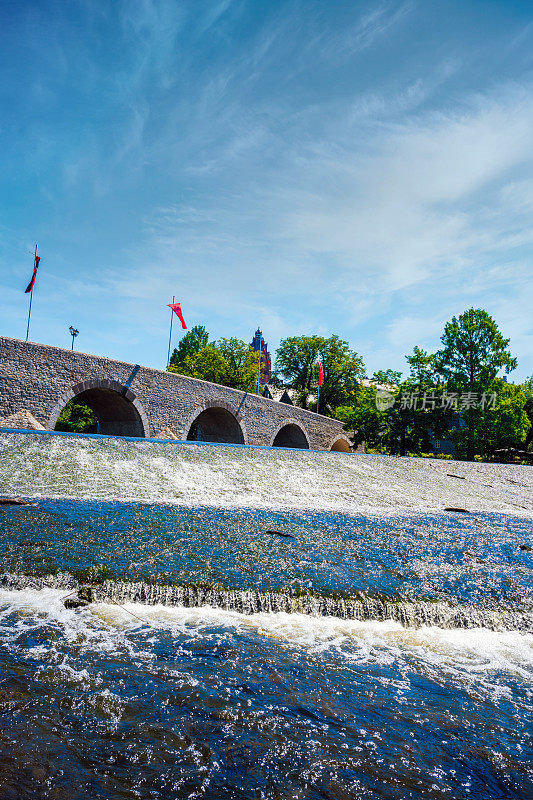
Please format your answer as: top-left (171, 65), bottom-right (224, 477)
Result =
top-left (1, 0), bottom-right (532, 380)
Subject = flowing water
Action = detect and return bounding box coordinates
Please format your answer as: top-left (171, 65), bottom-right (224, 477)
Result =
top-left (0, 431), bottom-right (532, 799)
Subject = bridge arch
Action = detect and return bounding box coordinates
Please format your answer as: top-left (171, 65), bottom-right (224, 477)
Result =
top-left (328, 434), bottom-right (352, 453)
top-left (270, 419), bottom-right (310, 449)
top-left (184, 401), bottom-right (246, 445)
top-left (48, 379), bottom-right (150, 438)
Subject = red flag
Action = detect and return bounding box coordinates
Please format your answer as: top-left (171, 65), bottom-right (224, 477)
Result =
top-left (168, 302), bottom-right (187, 329)
top-left (318, 361), bottom-right (323, 387)
top-left (25, 255), bottom-right (40, 294)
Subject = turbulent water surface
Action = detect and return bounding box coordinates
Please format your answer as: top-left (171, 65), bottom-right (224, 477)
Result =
top-left (0, 431), bottom-right (532, 799)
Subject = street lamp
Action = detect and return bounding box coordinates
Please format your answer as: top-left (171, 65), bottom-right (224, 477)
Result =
top-left (69, 326), bottom-right (79, 350)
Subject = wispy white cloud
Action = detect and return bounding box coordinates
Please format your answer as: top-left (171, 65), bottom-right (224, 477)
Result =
top-left (323, 1), bottom-right (412, 64)
top-left (2, 0), bottom-right (533, 378)
top-left (285, 83), bottom-right (533, 293)
top-left (82, 73), bottom-right (532, 368)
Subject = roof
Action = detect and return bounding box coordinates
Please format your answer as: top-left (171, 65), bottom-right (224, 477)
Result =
top-left (262, 385), bottom-right (294, 405)
top-left (359, 378), bottom-right (396, 392)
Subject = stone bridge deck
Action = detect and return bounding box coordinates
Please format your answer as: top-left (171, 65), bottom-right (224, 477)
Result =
top-left (0, 337), bottom-right (351, 451)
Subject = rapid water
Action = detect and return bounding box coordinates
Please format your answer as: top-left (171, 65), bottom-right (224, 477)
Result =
top-left (1, 431), bottom-right (532, 798)
top-left (1, 587), bottom-right (532, 799)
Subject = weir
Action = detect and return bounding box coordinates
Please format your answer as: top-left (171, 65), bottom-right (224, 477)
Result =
top-left (1, 430), bottom-right (532, 513)
top-left (1, 431), bottom-right (532, 634)
top-left (2, 573), bottom-right (532, 632)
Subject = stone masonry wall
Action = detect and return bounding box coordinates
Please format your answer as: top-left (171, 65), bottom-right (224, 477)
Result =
top-left (0, 337), bottom-right (349, 450)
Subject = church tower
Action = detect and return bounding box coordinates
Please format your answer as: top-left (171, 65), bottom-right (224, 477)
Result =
top-left (251, 328), bottom-right (272, 385)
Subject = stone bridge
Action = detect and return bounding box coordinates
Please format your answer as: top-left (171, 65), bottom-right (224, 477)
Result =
top-left (0, 337), bottom-right (352, 451)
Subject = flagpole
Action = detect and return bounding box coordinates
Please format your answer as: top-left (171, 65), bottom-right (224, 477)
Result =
top-left (25, 244), bottom-right (37, 342)
top-left (317, 383), bottom-right (320, 415)
top-left (256, 329), bottom-right (262, 394)
top-left (166, 295), bottom-right (175, 369)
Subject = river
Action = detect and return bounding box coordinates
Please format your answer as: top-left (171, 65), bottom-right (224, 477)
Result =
top-left (0, 431), bottom-right (532, 799)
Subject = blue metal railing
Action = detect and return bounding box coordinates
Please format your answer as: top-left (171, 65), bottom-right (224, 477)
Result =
top-left (0, 426), bottom-right (375, 454)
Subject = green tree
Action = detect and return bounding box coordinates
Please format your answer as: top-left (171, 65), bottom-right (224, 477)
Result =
top-left (274, 335), bottom-right (365, 414)
top-left (437, 309), bottom-right (516, 388)
top-left (522, 376), bottom-right (533, 452)
top-left (274, 335), bottom-right (322, 406)
top-left (452, 379), bottom-right (530, 460)
top-left (170, 337), bottom-right (260, 393)
top-left (405, 347), bottom-right (441, 387)
top-left (337, 386), bottom-right (387, 452)
top-left (371, 370), bottom-right (402, 386)
top-left (338, 312), bottom-right (525, 461)
top-left (169, 325), bottom-right (210, 371)
top-left (436, 309), bottom-right (517, 460)
top-left (316, 336), bottom-right (365, 413)
top-left (55, 401), bottom-right (98, 433)
top-left (217, 337), bottom-right (260, 391)
top-left (177, 345), bottom-right (230, 386)
top-left (399, 347), bottom-right (449, 453)
top-left (340, 353), bottom-right (447, 457)
top-left (339, 385), bottom-right (442, 456)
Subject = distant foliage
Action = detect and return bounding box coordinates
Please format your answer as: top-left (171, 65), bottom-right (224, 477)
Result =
top-left (338, 308), bottom-right (529, 461)
top-left (436, 309), bottom-right (517, 390)
top-left (435, 309), bottom-right (518, 460)
top-left (451, 378), bottom-right (530, 460)
top-left (372, 369), bottom-right (402, 386)
top-left (169, 325), bottom-right (210, 371)
top-left (274, 334), bottom-right (365, 414)
top-left (169, 328), bottom-right (260, 392)
top-left (164, 310), bottom-right (529, 462)
top-left (55, 401), bottom-right (98, 433)
top-left (521, 376), bottom-right (533, 453)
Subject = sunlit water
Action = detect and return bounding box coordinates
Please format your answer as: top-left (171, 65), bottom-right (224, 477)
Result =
top-left (0, 432), bottom-right (532, 798)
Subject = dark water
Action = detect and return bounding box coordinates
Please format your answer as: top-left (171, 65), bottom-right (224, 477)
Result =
top-left (1, 499), bottom-right (533, 799)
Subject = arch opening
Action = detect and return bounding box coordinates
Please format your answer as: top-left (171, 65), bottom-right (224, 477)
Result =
top-left (330, 437), bottom-right (352, 453)
top-left (54, 388), bottom-right (145, 437)
top-left (272, 423), bottom-right (309, 449)
top-left (186, 407), bottom-right (244, 444)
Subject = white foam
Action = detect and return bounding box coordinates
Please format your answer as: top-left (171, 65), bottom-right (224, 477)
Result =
top-left (1, 432), bottom-right (532, 514)
top-left (2, 588), bottom-right (531, 691)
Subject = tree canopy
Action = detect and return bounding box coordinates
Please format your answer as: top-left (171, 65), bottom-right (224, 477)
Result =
top-left (436, 309), bottom-right (517, 391)
top-left (274, 334), bottom-right (365, 413)
top-left (451, 378), bottom-right (530, 460)
top-left (169, 330), bottom-right (260, 393)
top-left (372, 369), bottom-right (402, 386)
top-left (163, 309), bottom-right (529, 462)
top-left (338, 309), bottom-right (529, 460)
top-left (434, 309), bottom-right (518, 459)
top-left (169, 325), bottom-right (210, 371)
top-left (522, 376), bottom-right (533, 452)
top-left (55, 401), bottom-right (98, 433)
